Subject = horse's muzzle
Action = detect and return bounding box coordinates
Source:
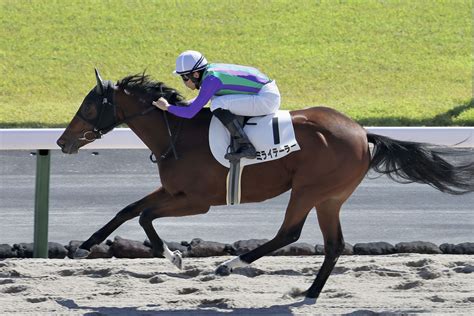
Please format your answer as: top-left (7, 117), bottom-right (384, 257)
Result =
top-left (56, 138), bottom-right (78, 154)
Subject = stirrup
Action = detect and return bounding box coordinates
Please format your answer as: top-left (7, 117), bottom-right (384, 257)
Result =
top-left (224, 144), bottom-right (257, 161)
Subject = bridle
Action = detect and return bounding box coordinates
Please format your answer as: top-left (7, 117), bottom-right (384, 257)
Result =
top-left (76, 82), bottom-right (156, 142)
top-left (76, 72), bottom-right (181, 162)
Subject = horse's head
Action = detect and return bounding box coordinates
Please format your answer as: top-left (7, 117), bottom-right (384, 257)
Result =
top-left (57, 69), bottom-right (119, 154)
top-left (58, 69), bottom-right (187, 154)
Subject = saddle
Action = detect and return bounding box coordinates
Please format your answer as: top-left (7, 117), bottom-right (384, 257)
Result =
top-left (209, 110), bottom-right (301, 205)
top-left (209, 110), bottom-right (300, 168)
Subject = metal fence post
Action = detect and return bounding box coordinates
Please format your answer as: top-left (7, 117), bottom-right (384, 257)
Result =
top-left (33, 149), bottom-right (50, 258)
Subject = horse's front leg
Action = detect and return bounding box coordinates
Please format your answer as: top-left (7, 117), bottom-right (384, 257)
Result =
top-left (74, 188), bottom-right (172, 258)
top-left (138, 188), bottom-right (210, 269)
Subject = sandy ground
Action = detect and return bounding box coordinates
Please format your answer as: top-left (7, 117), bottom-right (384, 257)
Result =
top-left (0, 254), bottom-right (472, 315)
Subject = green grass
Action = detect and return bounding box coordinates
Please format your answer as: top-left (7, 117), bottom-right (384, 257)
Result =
top-left (1, 0), bottom-right (472, 127)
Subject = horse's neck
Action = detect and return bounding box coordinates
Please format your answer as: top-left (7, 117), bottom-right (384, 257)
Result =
top-left (115, 93), bottom-right (170, 157)
top-left (127, 110), bottom-right (175, 157)
top-left (117, 91), bottom-right (211, 160)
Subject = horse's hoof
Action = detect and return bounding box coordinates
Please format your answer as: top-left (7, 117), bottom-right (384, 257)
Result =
top-left (215, 265), bottom-right (231, 276)
top-left (73, 248), bottom-right (90, 259)
top-left (304, 290), bottom-right (319, 302)
top-left (172, 250), bottom-right (183, 270)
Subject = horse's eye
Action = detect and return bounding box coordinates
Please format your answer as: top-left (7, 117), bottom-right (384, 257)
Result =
top-left (82, 103), bottom-right (97, 120)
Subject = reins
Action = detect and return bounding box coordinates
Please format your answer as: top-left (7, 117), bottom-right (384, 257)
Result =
top-left (104, 103), bottom-right (157, 133)
top-left (162, 111), bottom-right (179, 159)
top-left (149, 111), bottom-right (182, 163)
top-left (126, 98), bottom-right (182, 164)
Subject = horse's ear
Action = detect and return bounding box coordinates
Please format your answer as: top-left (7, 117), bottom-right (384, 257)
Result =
top-left (94, 68), bottom-right (105, 95)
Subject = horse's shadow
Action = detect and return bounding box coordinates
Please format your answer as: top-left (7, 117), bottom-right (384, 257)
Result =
top-left (55, 297), bottom-right (317, 315)
top-left (56, 298), bottom-right (429, 315)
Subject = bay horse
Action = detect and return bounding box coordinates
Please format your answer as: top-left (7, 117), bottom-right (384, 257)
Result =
top-left (57, 69), bottom-right (473, 301)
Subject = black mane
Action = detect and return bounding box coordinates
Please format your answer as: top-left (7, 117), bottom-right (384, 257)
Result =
top-left (117, 73), bottom-right (187, 106)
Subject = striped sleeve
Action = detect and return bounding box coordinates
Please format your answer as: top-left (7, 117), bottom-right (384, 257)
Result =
top-left (168, 75), bottom-right (223, 119)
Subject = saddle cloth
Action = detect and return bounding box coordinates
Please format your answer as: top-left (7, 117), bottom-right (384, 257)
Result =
top-left (209, 110), bottom-right (301, 168)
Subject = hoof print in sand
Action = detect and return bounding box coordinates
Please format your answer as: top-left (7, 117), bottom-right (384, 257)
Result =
top-left (166, 268), bottom-right (202, 279)
top-left (199, 298), bottom-right (230, 309)
top-left (2, 285), bottom-right (28, 294)
top-left (329, 292), bottom-right (353, 299)
top-left (0, 279), bottom-right (15, 285)
top-left (406, 259), bottom-right (434, 268)
top-left (373, 268), bottom-right (404, 277)
top-left (208, 286), bottom-right (224, 291)
top-left (452, 263), bottom-right (473, 274)
top-left (57, 269), bottom-right (76, 277)
top-left (353, 265), bottom-right (378, 272)
top-left (149, 276), bottom-right (166, 284)
top-left (270, 269), bottom-right (303, 276)
top-left (460, 297), bottom-right (474, 303)
top-left (428, 295), bottom-right (446, 303)
top-left (182, 268), bottom-right (201, 278)
top-left (233, 267), bottom-right (265, 277)
top-left (331, 266), bottom-right (351, 275)
top-left (178, 287), bottom-right (200, 295)
top-left (117, 270), bottom-right (155, 279)
top-left (200, 275), bottom-right (216, 282)
top-left (26, 297), bottom-right (48, 303)
top-left (81, 268), bottom-right (113, 278)
top-left (393, 280), bottom-right (424, 290)
top-left (417, 267), bottom-right (441, 280)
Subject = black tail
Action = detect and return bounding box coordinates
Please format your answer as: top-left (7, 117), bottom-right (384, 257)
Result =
top-left (367, 133), bottom-right (474, 195)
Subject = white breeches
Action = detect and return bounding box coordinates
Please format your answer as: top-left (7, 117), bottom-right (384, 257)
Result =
top-left (210, 80), bottom-right (281, 116)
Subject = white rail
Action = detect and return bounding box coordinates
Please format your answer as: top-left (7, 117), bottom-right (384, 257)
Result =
top-left (1, 127), bottom-right (473, 150)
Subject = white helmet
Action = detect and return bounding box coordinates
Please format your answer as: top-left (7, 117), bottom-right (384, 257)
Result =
top-left (173, 50), bottom-right (208, 75)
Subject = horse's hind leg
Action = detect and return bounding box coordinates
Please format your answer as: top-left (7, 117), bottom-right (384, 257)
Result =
top-left (216, 189), bottom-right (313, 274)
top-left (305, 198), bottom-right (345, 299)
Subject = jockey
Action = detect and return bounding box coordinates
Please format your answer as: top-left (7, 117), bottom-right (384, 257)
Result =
top-left (153, 50), bottom-right (281, 161)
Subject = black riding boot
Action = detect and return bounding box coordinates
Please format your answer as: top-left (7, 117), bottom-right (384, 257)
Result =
top-left (213, 109), bottom-right (257, 161)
